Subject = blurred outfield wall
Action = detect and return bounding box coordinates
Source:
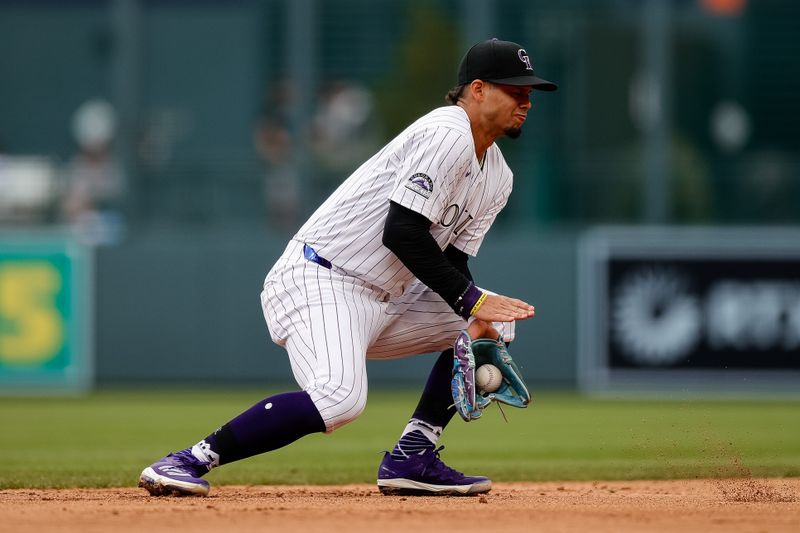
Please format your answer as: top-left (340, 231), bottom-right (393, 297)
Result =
top-left (91, 227), bottom-right (576, 386)
top-left (1, 1), bottom-right (800, 388)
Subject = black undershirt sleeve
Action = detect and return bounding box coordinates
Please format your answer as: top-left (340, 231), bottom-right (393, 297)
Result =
top-left (382, 201), bottom-right (473, 309)
top-left (444, 242), bottom-right (473, 281)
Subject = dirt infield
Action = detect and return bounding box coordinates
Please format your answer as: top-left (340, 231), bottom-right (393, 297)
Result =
top-left (2, 479), bottom-right (798, 533)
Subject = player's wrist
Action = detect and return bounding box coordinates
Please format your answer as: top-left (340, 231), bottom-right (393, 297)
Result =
top-left (470, 291), bottom-right (488, 316)
top-left (453, 282), bottom-right (486, 320)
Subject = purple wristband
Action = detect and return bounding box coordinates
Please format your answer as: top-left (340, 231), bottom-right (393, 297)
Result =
top-left (453, 282), bottom-right (484, 320)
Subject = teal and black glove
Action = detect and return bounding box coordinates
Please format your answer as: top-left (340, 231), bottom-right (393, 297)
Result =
top-left (451, 330), bottom-right (531, 422)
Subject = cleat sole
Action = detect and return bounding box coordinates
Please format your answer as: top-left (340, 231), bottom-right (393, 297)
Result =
top-left (377, 478), bottom-right (491, 496)
top-left (138, 467), bottom-right (209, 497)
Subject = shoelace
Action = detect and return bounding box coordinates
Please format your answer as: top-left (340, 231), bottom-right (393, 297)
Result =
top-left (423, 446), bottom-right (467, 481)
top-left (168, 450), bottom-right (210, 475)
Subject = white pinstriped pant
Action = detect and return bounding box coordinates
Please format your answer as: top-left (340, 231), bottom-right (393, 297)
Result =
top-left (261, 240), bottom-right (514, 432)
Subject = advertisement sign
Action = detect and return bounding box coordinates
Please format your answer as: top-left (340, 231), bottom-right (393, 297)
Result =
top-left (0, 233), bottom-right (92, 393)
top-left (578, 227), bottom-right (800, 395)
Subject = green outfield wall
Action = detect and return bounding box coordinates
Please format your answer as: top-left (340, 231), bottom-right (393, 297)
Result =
top-left (93, 227), bottom-right (577, 386)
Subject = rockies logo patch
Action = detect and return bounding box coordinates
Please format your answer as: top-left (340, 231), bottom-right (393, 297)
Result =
top-left (405, 173), bottom-right (433, 199)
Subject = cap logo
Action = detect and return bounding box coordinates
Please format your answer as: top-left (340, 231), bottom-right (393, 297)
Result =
top-left (518, 49), bottom-right (533, 71)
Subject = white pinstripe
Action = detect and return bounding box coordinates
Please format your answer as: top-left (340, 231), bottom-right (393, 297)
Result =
top-left (262, 242), bottom-right (514, 432)
top-left (261, 105), bottom-right (515, 432)
top-left (294, 106), bottom-right (513, 296)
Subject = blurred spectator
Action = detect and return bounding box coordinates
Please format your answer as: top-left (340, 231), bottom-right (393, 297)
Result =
top-left (736, 150), bottom-right (797, 222)
top-left (0, 137), bottom-right (58, 225)
top-left (254, 81), bottom-right (301, 230)
top-left (309, 81), bottom-right (380, 195)
top-left (60, 99), bottom-right (125, 244)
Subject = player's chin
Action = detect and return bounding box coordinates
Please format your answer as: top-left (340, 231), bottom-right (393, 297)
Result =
top-left (504, 126), bottom-right (523, 139)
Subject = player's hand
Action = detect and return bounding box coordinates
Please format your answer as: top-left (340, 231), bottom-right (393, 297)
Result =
top-left (473, 293), bottom-right (535, 322)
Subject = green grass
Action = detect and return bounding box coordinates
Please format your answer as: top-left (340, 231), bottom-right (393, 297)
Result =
top-left (1, 388), bottom-right (799, 489)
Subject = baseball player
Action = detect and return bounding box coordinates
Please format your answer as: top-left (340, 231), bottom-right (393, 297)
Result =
top-left (139, 38), bottom-right (557, 497)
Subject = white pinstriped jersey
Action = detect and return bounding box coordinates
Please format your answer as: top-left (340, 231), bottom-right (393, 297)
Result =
top-left (294, 105), bottom-right (514, 297)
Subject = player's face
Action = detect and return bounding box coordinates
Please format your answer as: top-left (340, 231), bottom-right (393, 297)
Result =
top-left (487, 83), bottom-right (533, 139)
top-left (495, 85), bottom-right (533, 139)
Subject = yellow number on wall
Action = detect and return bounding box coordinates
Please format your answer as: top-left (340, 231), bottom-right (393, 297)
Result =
top-left (0, 262), bottom-right (64, 365)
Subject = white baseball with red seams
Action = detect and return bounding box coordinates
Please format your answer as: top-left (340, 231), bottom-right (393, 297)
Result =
top-left (476, 364), bottom-right (503, 393)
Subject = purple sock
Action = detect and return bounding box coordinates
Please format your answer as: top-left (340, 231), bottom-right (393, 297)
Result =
top-left (410, 348), bottom-right (457, 429)
top-left (202, 391), bottom-right (325, 466)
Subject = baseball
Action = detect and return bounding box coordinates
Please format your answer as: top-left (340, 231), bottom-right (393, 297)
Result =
top-left (476, 364), bottom-right (503, 393)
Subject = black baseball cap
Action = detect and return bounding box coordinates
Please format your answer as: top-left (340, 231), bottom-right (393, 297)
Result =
top-left (458, 38), bottom-right (557, 91)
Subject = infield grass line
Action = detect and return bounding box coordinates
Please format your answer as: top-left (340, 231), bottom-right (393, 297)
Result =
top-left (2, 389), bottom-right (798, 488)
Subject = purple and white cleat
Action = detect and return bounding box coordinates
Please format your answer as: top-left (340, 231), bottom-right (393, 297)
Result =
top-left (138, 448), bottom-right (211, 497)
top-left (377, 446), bottom-right (491, 496)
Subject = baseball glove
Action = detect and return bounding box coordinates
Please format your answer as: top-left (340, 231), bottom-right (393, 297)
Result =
top-left (451, 330), bottom-right (531, 422)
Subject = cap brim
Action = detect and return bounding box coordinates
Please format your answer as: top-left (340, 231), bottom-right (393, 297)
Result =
top-left (488, 75), bottom-right (558, 91)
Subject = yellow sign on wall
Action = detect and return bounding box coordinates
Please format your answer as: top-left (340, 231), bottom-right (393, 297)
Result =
top-left (0, 235), bottom-right (92, 392)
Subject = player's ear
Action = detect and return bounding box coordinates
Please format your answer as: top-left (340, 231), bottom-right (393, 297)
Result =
top-left (469, 80), bottom-right (487, 102)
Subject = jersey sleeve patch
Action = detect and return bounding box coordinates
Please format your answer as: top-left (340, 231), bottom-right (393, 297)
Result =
top-left (404, 172), bottom-right (434, 199)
